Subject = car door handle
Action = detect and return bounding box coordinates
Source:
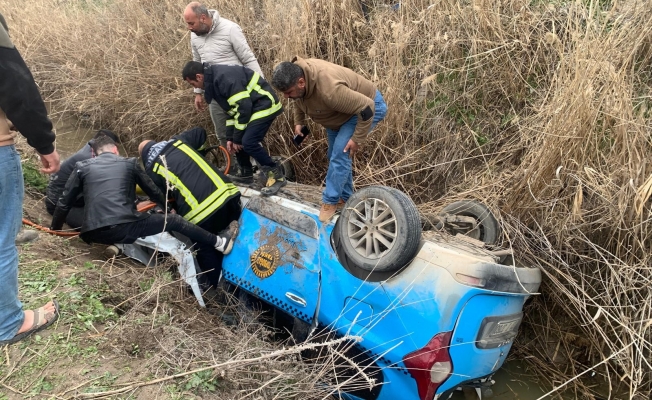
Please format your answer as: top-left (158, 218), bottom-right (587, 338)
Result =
top-left (285, 292), bottom-right (307, 307)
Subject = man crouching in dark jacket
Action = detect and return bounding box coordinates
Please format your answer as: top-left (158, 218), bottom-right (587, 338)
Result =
top-left (44, 129), bottom-right (120, 230)
top-left (50, 135), bottom-right (236, 256)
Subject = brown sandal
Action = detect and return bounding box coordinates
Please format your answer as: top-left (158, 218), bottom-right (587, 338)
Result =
top-left (0, 300), bottom-right (59, 346)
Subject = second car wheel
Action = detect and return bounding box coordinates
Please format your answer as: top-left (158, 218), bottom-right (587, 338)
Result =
top-left (333, 186), bottom-right (422, 273)
top-left (439, 200), bottom-right (501, 245)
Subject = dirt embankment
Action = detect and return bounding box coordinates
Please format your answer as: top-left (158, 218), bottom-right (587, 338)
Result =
top-left (0, 142), bottom-right (351, 400)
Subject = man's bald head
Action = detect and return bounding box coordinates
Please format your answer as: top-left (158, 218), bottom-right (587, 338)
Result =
top-left (183, 2), bottom-right (212, 35)
top-left (138, 140), bottom-right (154, 158)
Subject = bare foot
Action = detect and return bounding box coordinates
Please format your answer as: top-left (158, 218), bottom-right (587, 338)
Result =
top-left (16, 301), bottom-right (57, 335)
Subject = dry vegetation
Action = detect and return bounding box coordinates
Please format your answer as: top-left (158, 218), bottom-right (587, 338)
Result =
top-left (3, 0), bottom-right (652, 398)
top-left (1, 138), bottom-right (377, 400)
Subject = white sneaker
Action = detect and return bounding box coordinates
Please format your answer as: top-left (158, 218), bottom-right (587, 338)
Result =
top-left (104, 245), bottom-right (121, 259)
top-left (215, 221), bottom-right (239, 255)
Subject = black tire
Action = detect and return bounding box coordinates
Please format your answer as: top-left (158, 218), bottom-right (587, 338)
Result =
top-left (333, 186), bottom-right (422, 273)
top-left (271, 155), bottom-right (295, 182)
top-left (439, 200), bottom-right (500, 245)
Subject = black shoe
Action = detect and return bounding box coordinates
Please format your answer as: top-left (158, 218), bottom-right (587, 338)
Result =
top-left (227, 172), bottom-right (253, 184)
top-left (260, 164), bottom-right (287, 196)
top-left (252, 170), bottom-right (267, 189)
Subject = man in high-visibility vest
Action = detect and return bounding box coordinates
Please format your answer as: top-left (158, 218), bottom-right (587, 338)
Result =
top-left (183, 2), bottom-right (264, 180)
top-left (182, 61), bottom-right (287, 196)
top-left (139, 126), bottom-right (242, 287)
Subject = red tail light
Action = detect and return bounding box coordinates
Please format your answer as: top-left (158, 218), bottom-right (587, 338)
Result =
top-left (402, 331), bottom-right (453, 400)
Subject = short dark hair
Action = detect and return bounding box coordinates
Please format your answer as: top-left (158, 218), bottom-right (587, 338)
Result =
top-left (271, 62), bottom-right (304, 91)
top-left (182, 61), bottom-right (204, 81)
top-left (94, 129), bottom-right (120, 143)
top-left (91, 134), bottom-right (117, 155)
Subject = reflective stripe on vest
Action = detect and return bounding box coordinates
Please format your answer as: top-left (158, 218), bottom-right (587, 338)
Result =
top-left (153, 162), bottom-right (199, 209)
top-left (226, 72), bottom-right (282, 131)
top-left (155, 140), bottom-right (239, 224)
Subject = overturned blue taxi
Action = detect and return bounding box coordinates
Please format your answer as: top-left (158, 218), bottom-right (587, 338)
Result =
top-left (221, 185), bottom-right (541, 400)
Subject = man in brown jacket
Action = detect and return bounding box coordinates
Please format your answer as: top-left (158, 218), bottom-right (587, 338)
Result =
top-left (271, 56), bottom-right (387, 222)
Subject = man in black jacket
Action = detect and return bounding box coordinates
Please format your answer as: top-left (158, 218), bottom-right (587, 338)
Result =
top-left (138, 126), bottom-right (242, 286)
top-left (182, 61), bottom-right (287, 196)
top-left (0, 12), bottom-right (60, 345)
top-left (45, 129), bottom-right (120, 230)
top-left (50, 135), bottom-right (236, 257)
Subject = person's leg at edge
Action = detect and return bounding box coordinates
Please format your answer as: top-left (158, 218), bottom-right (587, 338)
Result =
top-left (211, 102), bottom-right (249, 179)
top-left (209, 102), bottom-right (229, 147)
top-left (131, 214), bottom-right (219, 247)
top-left (241, 119), bottom-right (275, 168)
top-left (0, 146), bottom-right (55, 340)
top-left (82, 214), bottom-right (235, 255)
top-left (339, 90), bottom-right (388, 202)
top-left (65, 206), bottom-right (84, 231)
top-left (199, 197), bottom-right (242, 235)
top-left (194, 246), bottom-right (223, 288)
top-left (250, 118), bottom-right (287, 195)
top-left (195, 197), bottom-right (242, 289)
top-left (322, 120), bottom-right (356, 206)
top-left (234, 150), bottom-right (254, 175)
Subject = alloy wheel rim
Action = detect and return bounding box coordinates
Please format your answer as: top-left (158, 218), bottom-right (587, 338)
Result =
top-left (346, 198), bottom-right (398, 259)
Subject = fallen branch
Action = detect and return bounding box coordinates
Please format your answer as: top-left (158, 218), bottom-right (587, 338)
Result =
top-left (72, 335), bottom-right (362, 399)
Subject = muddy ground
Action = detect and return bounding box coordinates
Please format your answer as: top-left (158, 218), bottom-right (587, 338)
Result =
top-left (1, 141), bottom-right (565, 400)
top-left (0, 154), bottom-right (342, 399)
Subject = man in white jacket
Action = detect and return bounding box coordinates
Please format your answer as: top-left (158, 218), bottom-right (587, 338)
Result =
top-left (183, 2), bottom-right (264, 180)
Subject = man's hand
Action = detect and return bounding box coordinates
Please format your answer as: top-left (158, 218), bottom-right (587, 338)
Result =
top-left (194, 94), bottom-right (206, 112)
top-left (343, 140), bottom-right (360, 158)
top-left (294, 125), bottom-right (304, 136)
top-left (40, 150), bottom-right (60, 174)
top-left (226, 141), bottom-right (243, 154)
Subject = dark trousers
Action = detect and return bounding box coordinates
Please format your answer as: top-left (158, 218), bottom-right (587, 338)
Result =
top-left (235, 118), bottom-right (276, 171)
top-left (45, 201), bottom-right (84, 231)
top-left (82, 213), bottom-right (221, 288)
top-left (194, 197), bottom-right (242, 288)
top-left (81, 213), bottom-right (217, 249)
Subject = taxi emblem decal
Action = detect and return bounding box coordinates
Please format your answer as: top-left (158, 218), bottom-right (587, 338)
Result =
top-left (250, 245), bottom-right (280, 279)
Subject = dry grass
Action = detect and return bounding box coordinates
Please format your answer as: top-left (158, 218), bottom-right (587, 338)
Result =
top-left (3, 138), bottom-right (377, 400)
top-left (4, 0), bottom-right (652, 397)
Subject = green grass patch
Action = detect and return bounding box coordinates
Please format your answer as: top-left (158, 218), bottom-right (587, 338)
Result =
top-left (22, 158), bottom-right (49, 192)
top-left (18, 260), bottom-right (59, 298)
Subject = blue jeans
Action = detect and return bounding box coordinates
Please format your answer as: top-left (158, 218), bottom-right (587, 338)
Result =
top-left (323, 90), bottom-right (387, 204)
top-left (0, 145), bottom-right (25, 340)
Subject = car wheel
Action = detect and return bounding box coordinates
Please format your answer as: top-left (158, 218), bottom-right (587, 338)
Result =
top-left (439, 200), bottom-right (500, 245)
top-left (271, 155), bottom-right (295, 182)
top-left (334, 186), bottom-right (422, 273)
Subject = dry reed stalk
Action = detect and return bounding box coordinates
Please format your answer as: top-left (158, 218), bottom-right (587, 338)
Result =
top-left (5, 0), bottom-right (652, 397)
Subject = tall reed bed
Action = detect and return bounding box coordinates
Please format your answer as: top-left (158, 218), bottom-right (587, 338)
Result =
top-left (4, 0), bottom-right (652, 397)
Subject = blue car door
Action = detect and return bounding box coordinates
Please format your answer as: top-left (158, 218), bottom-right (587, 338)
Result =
top-left (222, 197), bottom-right (321, 324)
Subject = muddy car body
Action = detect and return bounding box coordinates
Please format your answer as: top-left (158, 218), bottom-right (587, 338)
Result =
top-left (221, 185), bottom-right (541, 400)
